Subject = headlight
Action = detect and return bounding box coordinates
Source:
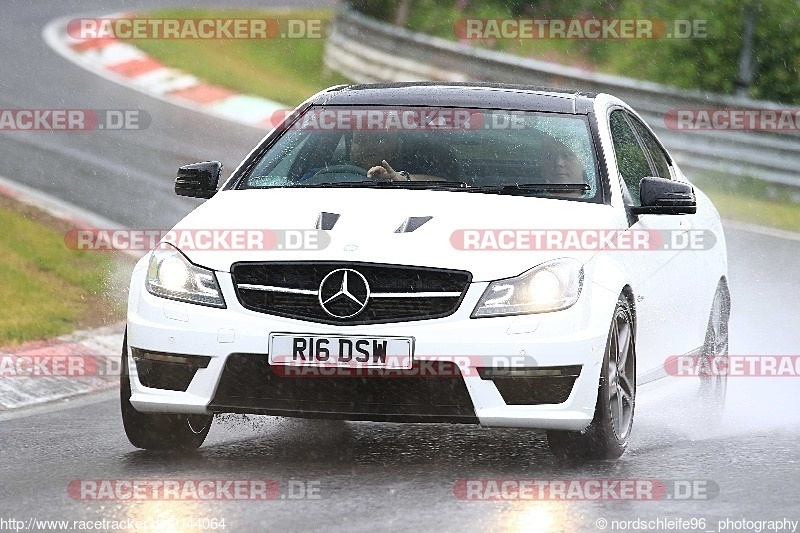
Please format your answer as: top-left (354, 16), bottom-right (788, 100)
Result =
top-left (146, 243), bottom-right (226, 308)
top-left (471, 258), bottom-right (583, 317)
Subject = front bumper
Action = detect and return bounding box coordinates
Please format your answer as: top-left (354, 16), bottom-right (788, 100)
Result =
top-left (127, 262), bottom-right (612, 431)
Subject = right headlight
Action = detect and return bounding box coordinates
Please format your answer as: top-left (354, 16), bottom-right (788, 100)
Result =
top-left (471, 258), bottom-right (583, 318)
top-left (145, 243), bottom-right (226, 308)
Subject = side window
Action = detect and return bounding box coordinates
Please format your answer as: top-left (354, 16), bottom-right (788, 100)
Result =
top-left (630, 118), bottom-right (671, 180)
top-left (609, 110), bottom-right (651, 205)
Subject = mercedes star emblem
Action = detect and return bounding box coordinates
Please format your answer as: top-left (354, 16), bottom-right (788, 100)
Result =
top-left (318, 268), bottom-right (370, 318)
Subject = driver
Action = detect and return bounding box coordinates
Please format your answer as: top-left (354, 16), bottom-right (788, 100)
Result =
top-left (302, 130), bottom-right (440, 182)
top-left (348, 131), bottom-right (402, 179)
top-left (353, 130), bottom-right (427, 181)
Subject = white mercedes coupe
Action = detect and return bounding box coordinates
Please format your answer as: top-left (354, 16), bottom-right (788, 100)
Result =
top-left (122, 82), bottom-right (729, 460)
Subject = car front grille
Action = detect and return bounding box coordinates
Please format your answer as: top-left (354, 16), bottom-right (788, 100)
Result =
top-left (230, 262), bottom-right (471, 325)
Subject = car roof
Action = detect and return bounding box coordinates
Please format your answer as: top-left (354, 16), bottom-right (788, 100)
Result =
top-left (314, 82), bottom-right (596, 114)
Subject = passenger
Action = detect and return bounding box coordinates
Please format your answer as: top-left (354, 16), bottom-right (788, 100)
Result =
top-left (540, 138), bottom-right (585, 185)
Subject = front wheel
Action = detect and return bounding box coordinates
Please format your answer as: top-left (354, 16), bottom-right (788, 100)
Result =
top-left (547, 294), bottom-right (636, 461)
top-left (120, 331), bottom-right (212, 450)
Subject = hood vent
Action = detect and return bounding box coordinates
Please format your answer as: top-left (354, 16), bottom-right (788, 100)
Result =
top-left (395, 216), bottom-right (433, 233)
top-left (315, 212), bottom-right (340, 230)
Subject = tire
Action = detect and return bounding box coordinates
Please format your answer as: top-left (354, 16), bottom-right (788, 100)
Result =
top-left (697, 282), bottom-right (730, 424)
top-left (547, 294), bottom-right (636, 461)
top-left (120, 330), bottom-right (212, 450)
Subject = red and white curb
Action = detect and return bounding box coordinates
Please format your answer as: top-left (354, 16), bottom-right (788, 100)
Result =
top-left (0, 323), bottom-right (125, 411)
top-left (42, 13), bottom-right (286, 129)
top-left (0, 175), bottom-right (139, 411)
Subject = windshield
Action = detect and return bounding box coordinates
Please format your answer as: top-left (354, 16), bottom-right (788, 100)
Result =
top-left (240, 106), bottom-right (600, 200)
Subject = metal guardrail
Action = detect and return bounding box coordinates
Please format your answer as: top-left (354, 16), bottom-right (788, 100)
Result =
top-left (324, 5), bottom-right (800, 192)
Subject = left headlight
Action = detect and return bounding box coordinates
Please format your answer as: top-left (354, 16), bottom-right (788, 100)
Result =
top-left (146, 243), bottom-right (226, 308)
top-left (471, 258), bottom-right (583, 318)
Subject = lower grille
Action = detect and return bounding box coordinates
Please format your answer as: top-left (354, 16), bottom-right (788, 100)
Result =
top-left (479, 365), bottom-right (582, 405)
top-left (134, 361), bottom-right (195, 391)
top-left (208, 354), bottom-right (478, 423)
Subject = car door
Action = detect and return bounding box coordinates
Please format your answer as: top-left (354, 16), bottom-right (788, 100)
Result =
top-left (627, 114), bottom-right (709, 352)
top-left (608, 109), bottom-right (697, 377)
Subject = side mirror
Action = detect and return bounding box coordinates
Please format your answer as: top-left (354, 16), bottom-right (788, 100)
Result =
top-left (175, 161), bottom-right (221, 199)
top-left (630, 177), bottom-right (696, 215)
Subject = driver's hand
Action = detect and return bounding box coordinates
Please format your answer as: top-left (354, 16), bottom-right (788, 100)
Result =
top-left (367, 160), bottom-right (400, 181)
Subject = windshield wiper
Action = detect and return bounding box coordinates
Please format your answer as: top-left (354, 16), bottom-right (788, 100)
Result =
top-left (302, 180), bottom-right (469, 189)
top-left (465, 183), bottom-right (590, 195)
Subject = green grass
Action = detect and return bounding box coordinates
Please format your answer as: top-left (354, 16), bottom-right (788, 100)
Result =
top-left (705, 192), bottom-right (800, 232)
top-left (0, 202), bottom-right (117, 347)
top-left (695, 173), bottom-right (800, 232)
top-left (128, 8), bottom-right (350, 106)
top-left (702, 190), bottom-right (800, 232)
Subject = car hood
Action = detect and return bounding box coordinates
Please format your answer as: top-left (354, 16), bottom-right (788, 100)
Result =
top-left (167, 188), bottom-right (618, 281)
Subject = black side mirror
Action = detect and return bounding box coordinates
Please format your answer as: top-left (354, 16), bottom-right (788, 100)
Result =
top-left (175, 161), bottom-right (221, 199)
top-left (630, 177), bottom-right (696, 215)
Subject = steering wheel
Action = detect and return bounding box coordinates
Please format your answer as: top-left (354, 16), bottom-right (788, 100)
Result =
top-left (310, 163), bottom-right (369, 180)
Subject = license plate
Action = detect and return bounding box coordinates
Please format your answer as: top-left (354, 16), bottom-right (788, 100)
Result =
top-left (268, 333), bottom-right (413, 369)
